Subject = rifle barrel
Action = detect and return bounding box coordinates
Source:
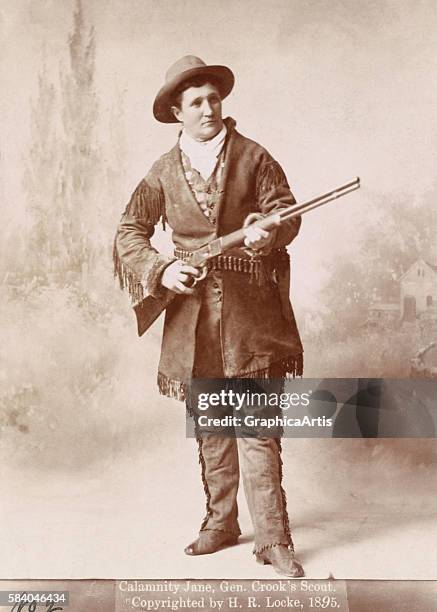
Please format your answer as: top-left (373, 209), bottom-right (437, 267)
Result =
top-left (219, 177), bottom-right (360, 252)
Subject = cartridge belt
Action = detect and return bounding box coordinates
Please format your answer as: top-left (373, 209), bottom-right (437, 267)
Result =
top-left (174, 247), bottom-right (290, 282)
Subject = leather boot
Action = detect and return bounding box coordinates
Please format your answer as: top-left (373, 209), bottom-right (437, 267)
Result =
top-left (256, 544), bottom-right (305, 577)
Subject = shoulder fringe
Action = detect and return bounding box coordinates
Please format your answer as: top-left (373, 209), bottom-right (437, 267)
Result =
top-left (256, 159), bottom-right (289, 196)
top-left (156, 353), bottom-right (304, 402)
top-left (113, 179), bottom-right (166, 302)
top-left (126, 178), bottom-right (166, 228)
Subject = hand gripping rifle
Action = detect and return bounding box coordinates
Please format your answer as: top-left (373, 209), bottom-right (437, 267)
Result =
top-left (133, 177), bottom-right (360, 336)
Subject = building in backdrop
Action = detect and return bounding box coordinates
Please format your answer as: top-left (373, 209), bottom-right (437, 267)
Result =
top-left (400, 258), bottom-right (436, 321)
top-left (366, 256), bottom-right (436, 326)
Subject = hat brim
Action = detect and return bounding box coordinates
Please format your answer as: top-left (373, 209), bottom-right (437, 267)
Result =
top-left (153, 65), bottom-right (234, 123)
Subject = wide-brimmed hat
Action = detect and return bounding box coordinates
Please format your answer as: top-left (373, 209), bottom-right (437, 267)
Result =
top-left (153, 55), bottom-right (234, 123)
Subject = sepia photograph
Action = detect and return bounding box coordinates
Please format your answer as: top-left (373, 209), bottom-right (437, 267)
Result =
top-left (1, 1), bottom-right (437, 610)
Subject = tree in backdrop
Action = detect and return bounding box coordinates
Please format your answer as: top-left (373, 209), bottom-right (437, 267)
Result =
top-left (23, 54), bottom-right (60, 278)
top-left (59, 0), bottom-right (102, 283)
top-left (24, 0), bottom-right (110, 288)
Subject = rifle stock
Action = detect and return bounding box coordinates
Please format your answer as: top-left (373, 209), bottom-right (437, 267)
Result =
top-left (134, 290), bottom-right (175, 337)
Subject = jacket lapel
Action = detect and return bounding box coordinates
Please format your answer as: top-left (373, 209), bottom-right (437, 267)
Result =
top-left (168, 144), bottom-right (216, 232)
top-left (215, 118), bottom-right (245, 235)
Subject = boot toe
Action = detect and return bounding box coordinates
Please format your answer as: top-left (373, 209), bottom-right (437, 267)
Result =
top-left (184, 531), bottom-right (238, 556)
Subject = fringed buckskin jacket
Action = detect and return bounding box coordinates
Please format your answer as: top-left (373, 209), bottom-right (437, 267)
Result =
top-left (114, 118), bottom-right (303, 401)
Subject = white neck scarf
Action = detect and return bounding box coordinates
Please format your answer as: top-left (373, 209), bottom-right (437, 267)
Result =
top-left (179, 125), bottom-right (227, 181)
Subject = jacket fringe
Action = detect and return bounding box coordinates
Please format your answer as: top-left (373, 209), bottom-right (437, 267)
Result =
top-left (126, 178), bottom-right (165, 223)
top-left (256, 159), bottom-right (289, 196)
top-left (157, 372), bottom-right (187, 402)
top-left (113, 178), bottom-right (166, 302)
top-left (156, 353), bottom-right (303, 402)
top-left (237, 353), bottom-right (303, 379)
top-left (112, 242), bottom-right (145, 304)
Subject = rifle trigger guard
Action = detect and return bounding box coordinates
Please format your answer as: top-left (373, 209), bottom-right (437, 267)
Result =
top-left (191, 265), bottom-right (208, 287)
top-left (243, 212), bottom-right (265, 227)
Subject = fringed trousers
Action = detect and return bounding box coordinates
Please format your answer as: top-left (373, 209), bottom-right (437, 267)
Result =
top-left (188, 272), bottom-right (294, 554)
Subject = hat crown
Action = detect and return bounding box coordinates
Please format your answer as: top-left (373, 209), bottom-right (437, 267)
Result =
top-left (154, 56), bottom-right (234, 123)
top-left (165, 55), bottom-right (207, 83)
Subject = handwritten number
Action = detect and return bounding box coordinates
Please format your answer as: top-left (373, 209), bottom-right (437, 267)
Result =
top-left (9, 602), bottom-right (63, 612)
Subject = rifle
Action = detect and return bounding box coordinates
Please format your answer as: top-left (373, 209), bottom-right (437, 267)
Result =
top-left (133, 177), bottom-right (360, 336)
